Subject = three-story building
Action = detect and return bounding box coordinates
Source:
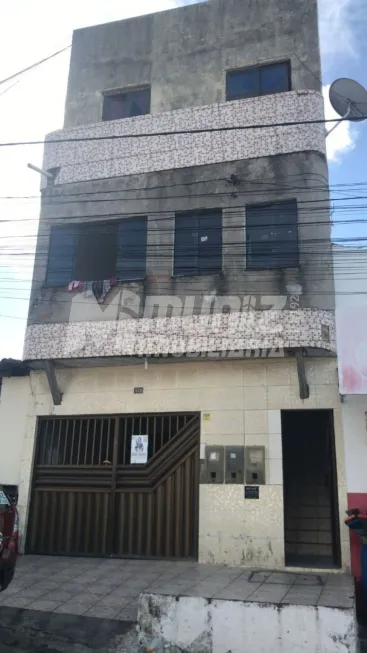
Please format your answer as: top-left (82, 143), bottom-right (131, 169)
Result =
top-left (16, 0), bottom-right (348, 570)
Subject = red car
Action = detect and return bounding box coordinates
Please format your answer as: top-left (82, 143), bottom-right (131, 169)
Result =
top-left (0, 485), bottom-right (19, 591)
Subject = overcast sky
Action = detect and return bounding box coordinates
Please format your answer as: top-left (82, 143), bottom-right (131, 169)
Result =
top-left (0, 0), bottom-right (366, 359)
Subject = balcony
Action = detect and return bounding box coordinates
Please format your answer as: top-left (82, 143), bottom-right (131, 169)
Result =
top-left (23, 308), bottom-right (335, 361)
top-left (43, 91), bottom-right (325, 186)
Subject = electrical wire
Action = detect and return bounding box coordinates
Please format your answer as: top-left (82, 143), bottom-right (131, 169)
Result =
top-left (0, 189), bottom-right (360, 208)
top-left (3, 173), bottom-right (367, 213)
top-left (0, 115), bottom-right (364, 148)
top-left (2, 198), bottom-right (367, 228)
top-left (0, 170), bottom-right (345, 201)
top-left (0, 80), bottom-right (20, 98)
top-left (0, 35), bottom-right (361, 320)
top-left (0, 46), bottom-right (71, 87)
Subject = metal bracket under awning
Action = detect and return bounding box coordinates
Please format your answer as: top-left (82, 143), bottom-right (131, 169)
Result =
top-left (43, 360), bottom-right (63, 405)
top-left (296, 349), bottom-right (310, 400)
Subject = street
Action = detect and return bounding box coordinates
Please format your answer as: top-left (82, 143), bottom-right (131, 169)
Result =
top-left (0, 606), bottom-right (137, 653)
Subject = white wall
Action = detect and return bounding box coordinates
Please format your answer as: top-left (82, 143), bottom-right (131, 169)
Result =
top-left (340, 395), bottom-right (367, 494)
top-left (334, 245), bottom-right (367, 493)
top-left (0, 376), bottom-right (31, 486)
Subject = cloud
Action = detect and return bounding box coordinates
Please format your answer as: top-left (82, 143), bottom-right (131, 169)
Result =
top-left (318, 0), bottom-right (366, 65)
top-left (322, 84), bottom-right (356, 162)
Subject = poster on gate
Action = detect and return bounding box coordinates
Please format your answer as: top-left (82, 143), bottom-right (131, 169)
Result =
top-left (130, 435), bottom-right (149, 464)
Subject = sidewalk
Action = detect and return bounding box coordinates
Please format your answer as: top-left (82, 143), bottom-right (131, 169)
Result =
top-left (0, 555), bottom-right (355, 620)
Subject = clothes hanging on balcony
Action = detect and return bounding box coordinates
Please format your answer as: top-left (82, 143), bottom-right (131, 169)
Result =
top-left (67, 278), bottom-right (116, 303)
top-left (68, 280), bottom-right (84, 292)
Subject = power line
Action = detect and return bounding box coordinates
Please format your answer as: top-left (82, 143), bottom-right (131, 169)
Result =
top-left (4, 179), bottom-right (359, 204)
top-left (0, 115), bottom-right (363, 148)
top-left (1, 189), bottom-right (363, 208)
top-left (0, 46), bottom-right (71, 87)
top-left (0, 80), bottom-right (19, 98)
top-left (0, 218), bottom-right (363, 246)
top-left (2, 173), bottom-right (366, 213)
top-left (0, 171), bottom-right (345, 201)
top-left (1, 196), bottom-right (367, 227)
top-left (1, 268), bottom-right (367, 289)
top-left (0, 239), bottom-right (365, 260)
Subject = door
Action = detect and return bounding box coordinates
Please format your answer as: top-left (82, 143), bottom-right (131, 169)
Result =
top-left (281, 410), bottom-right (340, 568)
top-left (26, 413), bottom-right (200, 559)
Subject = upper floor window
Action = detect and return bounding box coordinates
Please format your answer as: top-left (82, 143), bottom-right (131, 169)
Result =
top-left (174, 211), bottom-right (222, 276)
top-left (102, 87), bottom-right (151, 121)
top-left (226, 61), bottom-right (291, 101)
top-left (246, 200), bottom-right (299, 270)
top-left (46, 217), bottom-right (147, 286)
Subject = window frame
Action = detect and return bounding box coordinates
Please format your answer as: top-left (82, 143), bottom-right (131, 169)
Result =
top-left (173, 210), bottom-right (223, 277)
top-left (245, 199), bottom-right (299, 271)
top-left (226, 60), bottom-right (291, 101)
top-left (45, 217), bottom-right (148, 288)
top-left (101, 86), bottom-right (151, 122)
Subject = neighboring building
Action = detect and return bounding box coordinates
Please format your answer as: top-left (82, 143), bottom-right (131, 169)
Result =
top-left (14, 0), bottom-right (348, 569)
top-left (0, 360), bottom-right (30, 505)
top-left (334, 245), bottom-right (367, 590)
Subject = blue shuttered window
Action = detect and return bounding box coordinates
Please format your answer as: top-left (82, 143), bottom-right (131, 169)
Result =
top-left (174, 211), bottom-right (222, 276)
top-left (46, 218), bottom-right (147, 287)
top-left (246, 200), bottom-right (299, 269)
top-left (116, 217), bottom-right (147, 280)
top-left (46, 228), bottom-right (77, 286)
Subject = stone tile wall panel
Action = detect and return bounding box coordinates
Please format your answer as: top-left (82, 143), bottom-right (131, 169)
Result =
top-left (23, 308), bottom-right (335, 360)
top-left (43, 91), bottom-right (325, 186)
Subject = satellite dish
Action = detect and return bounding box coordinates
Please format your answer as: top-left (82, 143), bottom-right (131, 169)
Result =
top-left (330, 78), bottom-right (367, 120)
top-left (327, 78), bottom-right (367, 136)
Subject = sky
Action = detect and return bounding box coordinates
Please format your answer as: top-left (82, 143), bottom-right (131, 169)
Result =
top-left (0, 0), bottom-right (366, 360)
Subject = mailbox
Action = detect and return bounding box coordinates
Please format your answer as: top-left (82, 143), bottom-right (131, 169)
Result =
top-left (225, 446), bottom-right (244, 484)
top-left (245, 446), bottom-right (265, 485)
top-left (201, 446), bottom-right (224, 484)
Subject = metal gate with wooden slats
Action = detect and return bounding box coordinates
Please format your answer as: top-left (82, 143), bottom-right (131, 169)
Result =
top-left (26, 413), bottom-right (200, 559)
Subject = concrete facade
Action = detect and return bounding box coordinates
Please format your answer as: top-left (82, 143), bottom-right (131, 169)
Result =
top-left (16, 358), bottom-right (349, 569)
top-left (139, 592), bottom-right (356, 653)
top-left (28, 152), bottom-right (333, 333)
top-left (25, 0), bottom-right (333, 342)
top-left (64, 0), bottom-right (321, 128)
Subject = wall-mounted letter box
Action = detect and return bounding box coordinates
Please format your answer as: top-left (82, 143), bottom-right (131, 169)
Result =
top-left (225, 446), bottom-right (244, 484)
top-left (245, 446), bottom-right (265, 485)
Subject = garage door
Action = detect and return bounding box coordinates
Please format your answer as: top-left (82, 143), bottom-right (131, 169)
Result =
top-left (26, 413), bottom-right (200, 559)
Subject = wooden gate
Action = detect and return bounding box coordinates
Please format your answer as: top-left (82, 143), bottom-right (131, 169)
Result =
top-left (26, 413), bottom-right (200, 559)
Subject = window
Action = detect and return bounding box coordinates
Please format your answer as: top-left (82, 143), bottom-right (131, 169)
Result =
top-left (46, 217), bottom-right (147, 286)
top-left (174, 211), bottom-right (222, 276)
top-left (246, 200), bottom-right (299, 269)
top-left (102, 88), bottom-right (151, 121)
top-left (226, 61), bottom-right (291, 101)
